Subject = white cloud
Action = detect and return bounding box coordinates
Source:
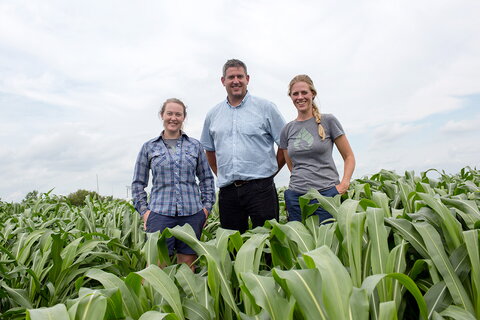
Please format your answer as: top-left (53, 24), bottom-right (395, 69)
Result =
top-left (371, 122), bottom-right (424, 146)
top-left (441, 114), bottom-right (480, 133)
top-left (1, 0), bottom-right (479, 201)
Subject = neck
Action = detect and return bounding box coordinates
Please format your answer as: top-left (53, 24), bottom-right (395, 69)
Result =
top-left (296, 111), bottom-right (314, 121)
top-left (227, 94), bottom-right (246, 107)
top-left (163, 130), bottom-right (181, 139)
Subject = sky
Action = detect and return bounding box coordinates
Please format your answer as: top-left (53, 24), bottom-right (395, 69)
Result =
top-left (1, 0), bottom-right (479, 202)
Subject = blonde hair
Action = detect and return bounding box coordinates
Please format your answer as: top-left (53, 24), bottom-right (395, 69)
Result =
top-left (288, 75), bottom-right (325, 140)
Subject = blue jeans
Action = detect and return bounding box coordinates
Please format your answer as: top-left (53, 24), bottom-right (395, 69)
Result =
top-left (284, 186), bottom-right (339, 223)
top-left (146, 209), bottom-right (206, 255)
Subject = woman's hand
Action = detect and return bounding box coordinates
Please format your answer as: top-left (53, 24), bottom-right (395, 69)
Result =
top-left (143, 210), bottom-right (151, 230)
top-left (336, 181), bottom-right (350, 194)
top-left (202, 208), bottom-right (209, 228)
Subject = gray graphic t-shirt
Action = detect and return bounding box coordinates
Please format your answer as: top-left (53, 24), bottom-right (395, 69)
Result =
top-left (279, 114), bottom-right (344, 193)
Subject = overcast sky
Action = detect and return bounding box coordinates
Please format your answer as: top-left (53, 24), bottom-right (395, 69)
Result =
top-left (1, 0), bottom-right (479, 202)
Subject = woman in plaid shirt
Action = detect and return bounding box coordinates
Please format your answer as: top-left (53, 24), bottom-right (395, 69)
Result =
top-left (132, 98), bottom-right (215, 270)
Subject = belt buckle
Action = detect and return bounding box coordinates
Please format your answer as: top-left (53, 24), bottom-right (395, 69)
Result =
top-left (234, 180), bottom-right (247, 187)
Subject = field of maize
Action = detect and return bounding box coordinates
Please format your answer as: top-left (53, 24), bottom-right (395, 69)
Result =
top-left (0, 167), bottom-right (479, 319)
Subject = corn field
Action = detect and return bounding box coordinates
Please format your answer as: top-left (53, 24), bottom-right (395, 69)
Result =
top-left (1, 167), bottom-right (479, 319)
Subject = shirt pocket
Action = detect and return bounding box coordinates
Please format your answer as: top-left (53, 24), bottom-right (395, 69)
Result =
top-left (150, 151), bottom-right (168, 167)
top-left (240, 118), bottom-right (265, 136)
top-left (184, 147), bottom-right (198, 168)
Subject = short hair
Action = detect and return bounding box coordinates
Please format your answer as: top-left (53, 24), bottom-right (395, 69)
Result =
top-left (159, 98), bottom-right (187, 118)
top-left (222, 59), bottom-right (248, 77)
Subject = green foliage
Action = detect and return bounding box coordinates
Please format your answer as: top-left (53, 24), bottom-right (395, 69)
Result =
top-left (22, 190), bottom-right (39, 204)
top-left (66, 189), bottom-right (101, 206)
top-left (1, 167), bottom-right (479, 319)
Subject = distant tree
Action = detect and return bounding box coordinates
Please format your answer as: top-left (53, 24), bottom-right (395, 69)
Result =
top-left (22, 190), bottom-right (40, 203)
top-left (67, 189), bottom-right (100, 206)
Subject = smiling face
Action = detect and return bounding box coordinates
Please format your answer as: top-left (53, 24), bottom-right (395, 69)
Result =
top-left (161, 102), bottom-right (185, 137)
top-left (289, 81), bottom-right (315, 115)
top-left (221, 66), bottom-right (250, 105)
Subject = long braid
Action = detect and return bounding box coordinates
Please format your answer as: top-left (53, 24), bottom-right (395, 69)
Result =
top-left (312, 103), bottom-right (325, 140)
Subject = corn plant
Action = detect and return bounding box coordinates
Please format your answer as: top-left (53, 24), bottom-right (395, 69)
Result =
top-left (1, 167), bottom-right (479, 319)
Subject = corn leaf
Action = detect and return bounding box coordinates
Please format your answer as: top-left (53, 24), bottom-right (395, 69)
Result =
top-left (26, 304), bottom-right (69, 320)
top-left (85, 268), bottom-right (143, 319)
top-left (378, 301), bottom-right (398, 320)
top-left (414, 222), bottom-right (474, 314)
top-left (464, 230), bottom-right (480, 319)
top-left (136, 265), bottom-right (184, 319)
top-left (240, 272), bottom-right (294, 320)
top-left (273, 268), bottom-right (327, 320)
top-left (303, 246), bottom-right (353, 319)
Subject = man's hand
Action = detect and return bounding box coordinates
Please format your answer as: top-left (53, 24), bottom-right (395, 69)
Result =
top-left (143, 210), bottom-right (151, 230)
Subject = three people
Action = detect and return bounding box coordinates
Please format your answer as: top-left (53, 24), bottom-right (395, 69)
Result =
top-left (132, 63), bottom-right (356, 270)
top-left (280, 74), bottom-right (355, 222)
top-left (132, 98), bottom-right (215, 270)
top-left (200, 59), bottom-right (286, 233)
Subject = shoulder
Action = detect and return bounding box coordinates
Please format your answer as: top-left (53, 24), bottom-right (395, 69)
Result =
top-left (142, 136), bottom-right (161, 148)
top-left (204, 100), bottom-right (227, 122)
top-left (247, 94), bottom-right (276, 109)
top-left (208, 100), bottom-right (226, 114)
top-left (281, 120), bottom-right (296, 134)
top-left (322, 113), bottom-right (340, 124)
top-left (248, 94), bottom-right (283, 121)
top-left (184, 135), bottom-right (204, 150)
top-left (284, 120), bottom-right (297, 129)
top-left (185, 135), bottom-right (201, 145)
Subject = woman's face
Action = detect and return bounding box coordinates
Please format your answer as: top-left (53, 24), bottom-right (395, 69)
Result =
top-left (161, 102), bottom-right (185, 133)
top-left (289, 81), bottom-right (314, 114)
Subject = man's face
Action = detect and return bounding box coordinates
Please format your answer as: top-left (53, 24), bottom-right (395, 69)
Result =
top-left (221, 67), bottom-right (249, 101)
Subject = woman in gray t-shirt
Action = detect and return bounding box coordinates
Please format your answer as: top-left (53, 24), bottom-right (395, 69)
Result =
top-left (279, 75), bottom-right (355, 223)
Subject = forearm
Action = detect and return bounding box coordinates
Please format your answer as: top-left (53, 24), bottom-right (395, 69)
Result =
top-left (282, 149), bottom-right (292, 172)
top-left (334, 135), bottom-right (355, 193)
top-left (340, 154), bottom-right (356, 185)
top-left (132, 146), bottom-right (150, 215)
top-left (131, 181), bottom-right (149, 215)
top-left (275, 149), bottom-right (286, 174)
top-left (205, 151), bottom-right (217, 176)
top-left (197, 155), bottom-right (216, 211)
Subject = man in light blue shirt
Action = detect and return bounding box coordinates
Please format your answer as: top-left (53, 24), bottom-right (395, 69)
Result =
top-left (201, 59), bottom-right (286, 233)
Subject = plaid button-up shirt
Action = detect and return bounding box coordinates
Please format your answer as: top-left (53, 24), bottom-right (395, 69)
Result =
top-left (132, 132), bottom-right (215, 216)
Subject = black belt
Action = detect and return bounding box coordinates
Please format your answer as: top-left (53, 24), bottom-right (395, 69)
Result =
top-left (223, 176), bottom-right (272, 189)
top-left (233, 180), bottom-right (250, 187)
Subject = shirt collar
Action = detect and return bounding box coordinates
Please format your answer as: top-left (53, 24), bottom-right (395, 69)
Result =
top-left (153, 130), bottom-right (189, 142)
top-left (226, 91), bottom-right (250, 108)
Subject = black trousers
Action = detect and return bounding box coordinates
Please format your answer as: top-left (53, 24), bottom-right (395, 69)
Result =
top-left (218, 176), bottom-right (279, 233)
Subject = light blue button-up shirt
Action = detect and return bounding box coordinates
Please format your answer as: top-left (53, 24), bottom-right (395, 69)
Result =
top-left (200, 92), bottom-right (286, 187)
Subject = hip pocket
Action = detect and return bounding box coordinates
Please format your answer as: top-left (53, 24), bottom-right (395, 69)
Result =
top-left (320, 186), bottom-right (339, 197)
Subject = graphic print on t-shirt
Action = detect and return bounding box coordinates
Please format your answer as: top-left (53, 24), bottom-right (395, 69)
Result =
top-left (293, 127), bottom-right (314, 150)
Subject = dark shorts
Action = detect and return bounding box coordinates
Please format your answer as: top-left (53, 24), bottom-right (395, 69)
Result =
top-left (145, 209), bottom-right (206, 255)
top-left (219, 176), bottom-right (279, 233)
top-left (284, 186), bottom-right (339, 223)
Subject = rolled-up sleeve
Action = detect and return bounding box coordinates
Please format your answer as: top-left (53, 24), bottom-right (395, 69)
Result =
top-left (132, 144), bottom-right (150, 216)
